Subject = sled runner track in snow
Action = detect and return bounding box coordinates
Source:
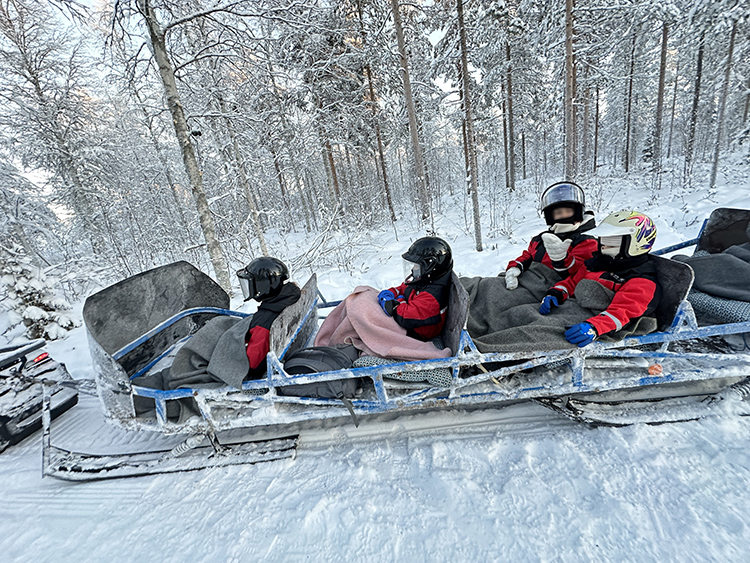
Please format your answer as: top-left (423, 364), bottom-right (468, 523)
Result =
top-left (42, 387), bottom-right (299, 482)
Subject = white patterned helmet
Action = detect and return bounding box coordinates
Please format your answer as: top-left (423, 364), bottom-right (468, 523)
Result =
top-left (588, 210), bottom-right (657, 258)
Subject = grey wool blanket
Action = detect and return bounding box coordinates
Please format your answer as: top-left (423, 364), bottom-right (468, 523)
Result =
top-left (674, 242), bottom-right (750, 302)
top-left (132, 283), bottom-right (301, 422)
top-left (461, 262), bottom-right (656, 353)
top-left (132, 315), bottom-right (256, 422)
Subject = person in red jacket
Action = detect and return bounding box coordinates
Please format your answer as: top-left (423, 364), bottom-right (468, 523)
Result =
top-left (538, 210), bottom-right (661, 347)
top-left (377, 237), bottom-right (453, 341)
top-left (504, 182), bottom-right (598, 289)
top-left (237, 257), bottom-right (301, 377)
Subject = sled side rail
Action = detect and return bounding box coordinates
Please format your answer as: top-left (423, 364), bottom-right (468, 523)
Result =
top-left (652, 218), bottom-right (707, 256)
top-left (651, 237), bottom-right (701, 256)
top-left (112, 307), bottom-right (248, 361)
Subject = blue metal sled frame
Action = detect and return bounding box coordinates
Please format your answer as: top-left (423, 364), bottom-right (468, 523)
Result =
top-left (126, 225), bottom-right (750, 434)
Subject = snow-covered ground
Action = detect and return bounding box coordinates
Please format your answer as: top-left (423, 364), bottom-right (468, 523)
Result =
top-left (3, 160), bottom-right (750, 562)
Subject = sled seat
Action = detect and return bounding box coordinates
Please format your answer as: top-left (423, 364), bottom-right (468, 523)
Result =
top-left (83, 261), bottom-right (230, 358)
top-left (125, 273), bottom-right (317, 381)
top-left (695, 208), bottom-right (750, 255)
top-left (84, 261), bottom-right (232, 378)
top-left (649, 208), bottom-right (750, 328)
top-left (687, 208), bottom-right (750, 324)
top-left (651, 255), bottom-right (694, 331)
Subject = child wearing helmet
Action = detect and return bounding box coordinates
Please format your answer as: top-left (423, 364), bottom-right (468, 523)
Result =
top-left (377, 236), bottom-right (453, 340)
top-left (132, 257), bottom-right (300, 421)
top-left (539, 210), bottom-right (662, 347)
top-left (504, 182), bottom-right (597, 290)
top-left (236, 257), bottom-right (301, 377)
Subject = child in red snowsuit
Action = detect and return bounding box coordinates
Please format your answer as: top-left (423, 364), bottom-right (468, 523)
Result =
top-left (504, 182), bottom-right (597, 289)
top-left (378, 237), bottom-right (453, 341)
top-left (237, 257), bottom-right (301, 378)
top-left (539, 210), bottom-right (661, 347)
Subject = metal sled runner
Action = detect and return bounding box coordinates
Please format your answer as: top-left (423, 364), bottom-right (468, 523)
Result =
top-left (43, 207), bottom-right (750, 480)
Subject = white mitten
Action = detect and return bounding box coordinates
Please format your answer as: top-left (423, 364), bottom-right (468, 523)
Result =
top-left (541, 232), bottom-right (572, 262)
top-left (505, 267), bottom-right (521, 290)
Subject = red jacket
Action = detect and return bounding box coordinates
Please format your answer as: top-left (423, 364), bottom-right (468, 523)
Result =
top-left (246, 326), bottom-right (271, 372)
top-left (546, 254), bottom-right (662, 336)
top-left (508, 216), bottom-right (597, 279)
top-left (384, 269), bottom-right (452, 340)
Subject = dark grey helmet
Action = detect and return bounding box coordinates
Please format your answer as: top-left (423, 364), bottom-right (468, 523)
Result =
top-left (402, 237), bottom-right (453, 282)
top-left (237, 256), bottom-right (289, 301)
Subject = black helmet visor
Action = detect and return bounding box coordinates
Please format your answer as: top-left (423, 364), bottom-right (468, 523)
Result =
top-left (237, 268), bottom-right (272, 302)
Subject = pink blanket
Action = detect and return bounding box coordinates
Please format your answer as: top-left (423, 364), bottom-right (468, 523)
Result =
top-left (314, 286), bottom-right (452, 360)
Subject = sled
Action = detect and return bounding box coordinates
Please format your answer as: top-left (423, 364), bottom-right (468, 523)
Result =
top-left (1, 339), bottom-right (79, 453)
top-left (43, 208), bottom-right (750, 480)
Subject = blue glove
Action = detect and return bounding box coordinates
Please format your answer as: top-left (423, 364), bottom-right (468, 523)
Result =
top-left (565, 323), bottom-right (597, 347)
top-left (539, 295), bottom-right (559, 315)
top-left (378, 290), bottom-right (395, 314)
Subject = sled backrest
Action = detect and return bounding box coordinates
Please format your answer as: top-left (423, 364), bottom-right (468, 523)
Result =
top-left (696, 208), bottom-right (750, 254)
top-left (441, 272), bottom-right (470, 354)
top-left (651, 255), bottom-right (694, 330)
top-left (83, 261), bottom-right (229, 356)
top-left (270, 274), bottom-right (317, 360)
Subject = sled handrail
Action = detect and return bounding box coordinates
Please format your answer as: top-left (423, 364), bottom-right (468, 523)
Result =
top-left (652, 236), bottom-right (702, 256)
top-left (113, 307), bottom-right (248, 361)
top-left (130, 314), bottom-right (750, 400)
top-left (652, 219), bottom-right (708, 256)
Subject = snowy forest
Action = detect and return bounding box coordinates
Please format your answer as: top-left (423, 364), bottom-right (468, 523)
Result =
top-left (1, 0), bottom-right (749, 340)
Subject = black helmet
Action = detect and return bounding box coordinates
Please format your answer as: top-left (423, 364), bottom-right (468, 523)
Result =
top-left (402, 237), bottom-right (453, 282)
top-left (237, 256), bottom-right (289, 301)
top-left (540, 181), bottom-right (586, 226)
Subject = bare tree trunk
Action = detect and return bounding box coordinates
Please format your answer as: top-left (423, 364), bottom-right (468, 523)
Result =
top-left (684, 29), bottom-right (706, 183)
top-left (667, 58), bottom-right (680, 160)
top-left (357, 0), bottom-right (397, 224)
top-left (564, 0), bottom-right (577, 179)
top-left (137, 0), bottom-right (231, 292)
top-left (709, 21), bottom-right (737, 189)
top-left (457, 0), bottom-right (482, 251)
top-left (324, 138), bottom-right (341, 204)
top-left (501, 86), bottom-right (511, 190)
top-left (624, 31), bottom-right (637, 174)
top-left (593, 85), bottom-right (600, 173)
top-left (581, 65), bottom-right (590, 174)
top-left (521, 131), bottom-right (527, 180)
top-left (215, 96), bottom-right (269, 254)
top-left (505, 42), bottom-right (516, 192)
top-left (390, 0), bottom-right (430, 221)
top-left (652, 22), bottom-right (669, 179)
top-left (269, 140), bottom-right (289, 201)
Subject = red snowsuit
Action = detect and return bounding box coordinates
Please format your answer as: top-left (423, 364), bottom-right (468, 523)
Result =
top-left (545, 254), bottom-right (662, 336)
top-left (383, 269), bottom-right (452, 341)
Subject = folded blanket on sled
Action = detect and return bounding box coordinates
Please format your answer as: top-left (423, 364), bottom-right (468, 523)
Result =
top-left (314, 286), bottom-right (451, 360)
top-left (461, 262), bottom-right (656, 353)
top-left (673, 242), bottom-right (750, 302)
top-left (132, 315), bottom-right (265, 423)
